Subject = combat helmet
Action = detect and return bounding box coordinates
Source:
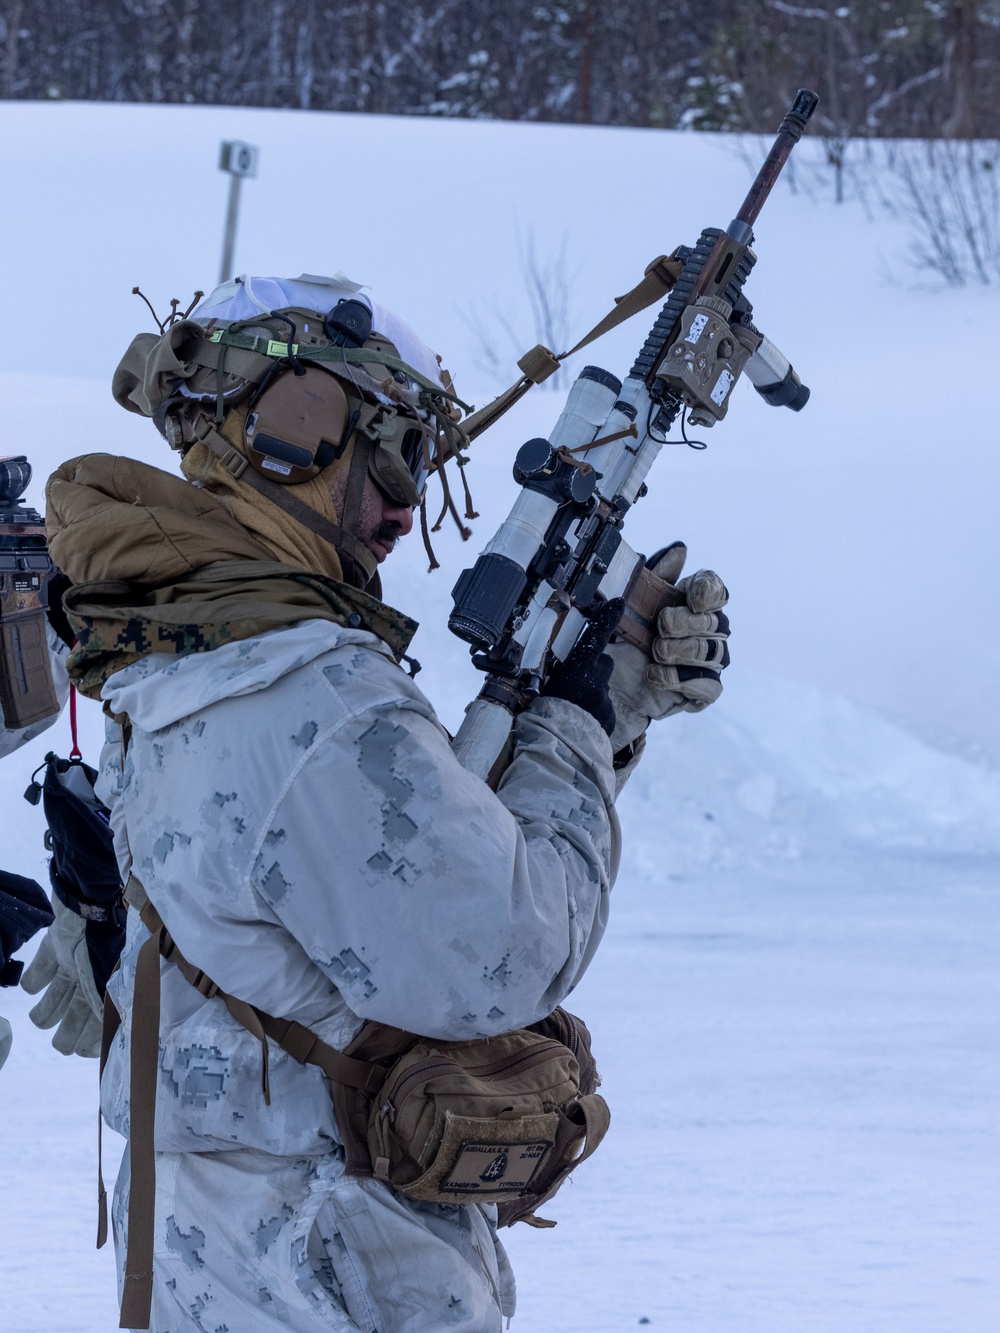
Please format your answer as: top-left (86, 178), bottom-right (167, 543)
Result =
top-left (113, 273), bottom-right (474, 586)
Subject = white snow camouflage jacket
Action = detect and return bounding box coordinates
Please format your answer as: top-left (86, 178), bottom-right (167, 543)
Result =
top-left (101, 617), bottom-right (621, 1153)
top-left (96, 615), bottom-right (622, 1331)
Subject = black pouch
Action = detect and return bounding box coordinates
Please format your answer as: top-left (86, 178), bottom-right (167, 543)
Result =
top-left (24, 752), bottom-right (124, 996)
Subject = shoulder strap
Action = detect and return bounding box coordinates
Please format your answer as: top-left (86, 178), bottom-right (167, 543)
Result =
top-left (96, 991), bottom-right (122, 1251)
top-left (137, 892), bottom-right (382, 1093)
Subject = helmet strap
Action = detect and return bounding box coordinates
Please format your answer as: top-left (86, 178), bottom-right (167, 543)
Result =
top-left (340, 428), bottom-right (375, 556)
top-left (195, 418), bottom-right (379, 587)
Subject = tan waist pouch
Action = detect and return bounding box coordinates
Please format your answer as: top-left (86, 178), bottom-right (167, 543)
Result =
top-left (332, 1007), bottom-right (611, 1224)
top-left (123, 882), bottom-right (610, 1233)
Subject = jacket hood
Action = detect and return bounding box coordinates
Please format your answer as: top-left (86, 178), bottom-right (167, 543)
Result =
top-left (44, 454), bottom-right (417, 702)
top-left (47, 453), bottom-right (270, 587)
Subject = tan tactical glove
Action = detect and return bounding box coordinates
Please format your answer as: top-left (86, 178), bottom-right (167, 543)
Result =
top-left (608, 541), bottom-right (730, 755)
top-left (20, 896), bottom-right (103, 1058)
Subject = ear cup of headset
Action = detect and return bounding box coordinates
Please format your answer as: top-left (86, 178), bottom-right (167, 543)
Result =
top-left (243, 365), bottom-right (352, 484)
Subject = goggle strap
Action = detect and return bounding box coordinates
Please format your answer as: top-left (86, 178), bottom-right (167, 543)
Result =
top-left (309, 345), bottom-right (473, 413)
top-left (208, 328), bottom-right (472, 415)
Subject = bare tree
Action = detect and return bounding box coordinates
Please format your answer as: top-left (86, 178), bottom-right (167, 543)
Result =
top-left (295, 3), bottom-right (316, 110)
top-left (458, 231), bottom-right (577, 391)
top-left (1, 0), bottom-right (23, 99)
top-left (942, 0), bottom-right (978, 139)
top-left (2, 0), bottom-right (999, 142)
top-left (890, 138), bottom-right (1000, 285)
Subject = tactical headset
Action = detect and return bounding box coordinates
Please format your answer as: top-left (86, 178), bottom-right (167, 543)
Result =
top-left (241, 299), bottom-right (436, 508)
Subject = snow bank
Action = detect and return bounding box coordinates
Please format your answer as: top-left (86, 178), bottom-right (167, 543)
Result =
top-left (621, 672), bottom-right (1000, 885)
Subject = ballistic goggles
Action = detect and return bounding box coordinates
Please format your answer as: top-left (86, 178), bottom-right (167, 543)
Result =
top-left (362, 405), bottom-right (435, 508)
top-left (242, 362), bottom-right (435, 507)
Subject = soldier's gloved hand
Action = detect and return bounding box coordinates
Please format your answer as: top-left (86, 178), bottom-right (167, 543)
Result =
top-left (608, 542), bottom-right (730, 754)
top-left (542, 598), bottom-right (625, 737)
top-left (21, 896), bottom-right (103, 1057)
top-left (1, 867), bottom-right (56, 1067)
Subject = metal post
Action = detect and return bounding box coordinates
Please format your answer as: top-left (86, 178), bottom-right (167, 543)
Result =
top-left (217, 140), bottom-right (259, 287)
top-left (219, 172), bottom-right (242, 286)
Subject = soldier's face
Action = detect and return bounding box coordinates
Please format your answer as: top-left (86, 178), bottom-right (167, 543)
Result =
top-left (330, 469), bottom-right (414, 565)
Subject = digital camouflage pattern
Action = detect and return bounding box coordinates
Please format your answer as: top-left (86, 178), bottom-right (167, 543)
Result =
top-left (97, 616), bottom-right (620, 1331)
top-left (61, 561), bottom-right (417, 702)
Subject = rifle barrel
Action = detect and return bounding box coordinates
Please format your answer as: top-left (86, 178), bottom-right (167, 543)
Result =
top-left (735, 89), bottom-right (819, 230)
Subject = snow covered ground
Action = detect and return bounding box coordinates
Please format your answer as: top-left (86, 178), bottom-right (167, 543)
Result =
top-left (0, 100), bottom-right (998, 1331)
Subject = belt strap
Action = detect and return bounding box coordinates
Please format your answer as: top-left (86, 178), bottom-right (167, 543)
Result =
top-left (137, 896), bottom-right (382, 1094)
top-left (96, 987), bottom-right (122, 1251)
top-left (109, 876), bottom-right (382, 1330)
top-left (117, 927), bottom-right (161, 1329)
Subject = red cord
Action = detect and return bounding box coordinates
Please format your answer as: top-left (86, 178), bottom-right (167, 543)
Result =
top-left (68, 684), bottom-right (82, 761)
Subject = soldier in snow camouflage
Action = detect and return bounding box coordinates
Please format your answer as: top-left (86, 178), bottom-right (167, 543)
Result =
top-left (11, 274), bottom-right (730, 1331)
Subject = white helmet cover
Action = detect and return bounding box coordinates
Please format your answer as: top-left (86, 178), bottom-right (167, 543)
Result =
top-left (193, 273), bottom-right (447, 391)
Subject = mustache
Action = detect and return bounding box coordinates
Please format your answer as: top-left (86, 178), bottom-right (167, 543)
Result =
top-left (374, 520), bottom-right (404, 547)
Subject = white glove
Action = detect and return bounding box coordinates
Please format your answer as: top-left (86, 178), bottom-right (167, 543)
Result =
top-left (609, 541), bottom-right (730, 754)
top-left (0, 1014), bottom-right (11, 1071)
top-left (20, 896), bottom-right (103, 1058)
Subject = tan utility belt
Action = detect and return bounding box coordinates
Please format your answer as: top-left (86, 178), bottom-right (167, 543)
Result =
top-left (101, 874), bottom-right (610, 1329)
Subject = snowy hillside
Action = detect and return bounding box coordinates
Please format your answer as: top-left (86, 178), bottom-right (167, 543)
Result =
top-left (0, 100), bottom-right (998, 1333)
top-left (2, 100), bottom-right (998, 762)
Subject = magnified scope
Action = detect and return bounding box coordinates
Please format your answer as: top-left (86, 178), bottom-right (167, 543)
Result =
top-left (0, 456), bottom-right (31, 507)
top-left (0, 453), bottom-right (59, 730)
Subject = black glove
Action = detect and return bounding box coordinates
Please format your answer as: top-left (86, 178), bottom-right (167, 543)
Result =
top-left (541, 598), bottom-right (624, 737)
top-left (44, 567), bottom-right (76, 651)
top-left (0, 869), bottom-right (54, 988)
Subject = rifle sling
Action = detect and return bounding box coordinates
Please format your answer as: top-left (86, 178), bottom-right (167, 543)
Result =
top-left (463, 253), bottom-right (683, 441)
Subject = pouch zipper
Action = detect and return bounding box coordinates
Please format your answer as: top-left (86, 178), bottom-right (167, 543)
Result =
top-left (379, 1039), bottom-right (566, 1126)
